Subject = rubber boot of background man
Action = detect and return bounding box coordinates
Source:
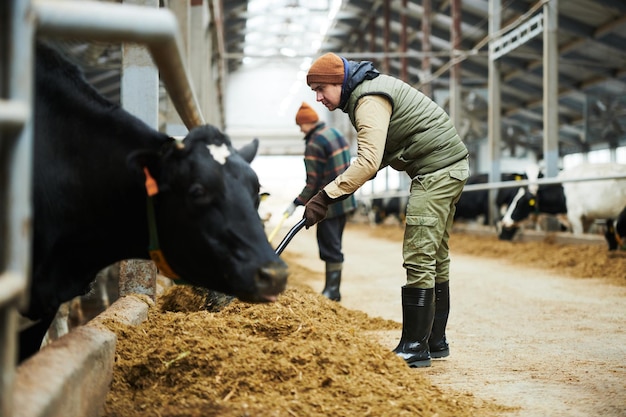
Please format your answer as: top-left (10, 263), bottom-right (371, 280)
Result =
top-left (428, 281), bottom-right (450, 358)
top-left (322, 262), bottom-right (342, 301)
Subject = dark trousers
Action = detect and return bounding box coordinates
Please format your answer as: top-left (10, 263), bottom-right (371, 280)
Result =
top-left (316, 214), bottom-right (347, 264)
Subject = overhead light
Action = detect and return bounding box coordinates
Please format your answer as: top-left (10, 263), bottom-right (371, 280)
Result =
top-left (280, 48), bottom-right (297, 57)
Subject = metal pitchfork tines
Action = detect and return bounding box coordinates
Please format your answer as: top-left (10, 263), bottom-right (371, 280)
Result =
top-left (274, 218), bottom-right (306, 255)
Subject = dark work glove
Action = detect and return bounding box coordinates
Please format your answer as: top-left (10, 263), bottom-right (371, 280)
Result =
top-left (303, 190), bottom-right (332, 229)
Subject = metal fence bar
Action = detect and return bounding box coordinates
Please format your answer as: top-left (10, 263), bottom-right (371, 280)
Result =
top-left (461, 173), bottom-right (626, 192)
top-left (0, 100), bottom-right (29, 129)
top-left (356, 173), bottom-right (626, 200)
top-left (33, 0), bottom-right (206, 129)
top-left (2, 2), bottom-right (208, 416)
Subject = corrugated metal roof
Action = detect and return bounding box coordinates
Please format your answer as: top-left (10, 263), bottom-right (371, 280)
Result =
top-left (57, 0), bottom-right (626, 158)
top-left (224, 0), bottom-right (626, 157)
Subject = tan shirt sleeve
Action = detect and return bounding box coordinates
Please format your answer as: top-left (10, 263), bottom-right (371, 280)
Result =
top-left (324, 94), bottom-right (392, 199)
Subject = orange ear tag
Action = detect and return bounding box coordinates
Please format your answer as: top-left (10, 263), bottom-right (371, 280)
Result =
top-left (143, 167), bottom-right (159, 196)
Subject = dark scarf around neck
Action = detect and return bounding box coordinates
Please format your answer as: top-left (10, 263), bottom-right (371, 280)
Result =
top-left (339, 59), bottom-right (380, 111)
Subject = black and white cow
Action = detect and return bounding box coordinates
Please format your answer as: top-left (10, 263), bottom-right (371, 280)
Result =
top-left (361, 172), bottom-right (526, 227)
top-left (498, 163), bottom-right (626, 241)
top-left (454, 172), bottom-right (527, 225)
top-left (19, 42), bottom-right (288, 362)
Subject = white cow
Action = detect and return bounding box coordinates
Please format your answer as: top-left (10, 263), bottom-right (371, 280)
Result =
top-left (559, 162), bottom-right (626, 235)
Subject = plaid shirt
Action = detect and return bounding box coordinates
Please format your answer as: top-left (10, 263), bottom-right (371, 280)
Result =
top-left (294, 122), bottom-right (356, 218)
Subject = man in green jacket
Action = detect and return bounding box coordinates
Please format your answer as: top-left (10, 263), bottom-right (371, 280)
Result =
top-left (302, 53), bottom-right (470, 368)
top-left (284, 102), bottom-right (356, 301)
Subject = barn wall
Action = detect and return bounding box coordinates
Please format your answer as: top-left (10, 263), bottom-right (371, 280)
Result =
top-left (224, 61), bottom-right (331, 155)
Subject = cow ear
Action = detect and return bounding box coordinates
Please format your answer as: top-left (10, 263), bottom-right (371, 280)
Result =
top-left (237, 138), bottom-right (259, 163)
top-left (126, 150), bottom-right (162, 181)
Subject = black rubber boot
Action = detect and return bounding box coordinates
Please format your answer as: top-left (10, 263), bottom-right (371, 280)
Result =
top-left (429, 281), bottom-right (450, 358)
top-left (322, 262), bottom-right (342, 301)
top-left (393, 286), bottom-right (435, 368)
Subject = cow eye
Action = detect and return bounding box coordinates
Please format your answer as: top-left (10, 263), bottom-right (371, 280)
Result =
top-left (189, 183), bottom-right (205, 197)
top-left (188, 183), bottom-right (213, 205)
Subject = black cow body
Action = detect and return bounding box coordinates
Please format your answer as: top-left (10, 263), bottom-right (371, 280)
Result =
top-left (605, 206), bottom-right (626, 250)
top-left (371, 196), bottom-right (407, 225)
top-left (20, 42), bottom-right (288, 362)
top-left (454, 173), bottom-right (526, 225)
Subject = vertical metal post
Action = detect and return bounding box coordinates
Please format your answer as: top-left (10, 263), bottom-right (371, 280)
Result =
top-left (421, 0), bottom-right (432, 98)
top-left (488, 0), bottom-right (502, 225)
top-left (1, 0), bottom-right (34, 415)
top-left (383, 0), bottom-right (390, 74)
top-left (369, 16), bottom-right (376, 62)
top-left (449, 0), bottom-right (462, 127)
top-left (543, 0), bottom-right (559, 177)
top-left (164, 0), bottom-right (190, 135)
top-left (207, 0), bottom-right (226, 128)
top-left (582, 94), bottom-right (590, 162)
top-left (190, 0), bottom-right (209, 121)
top-left (400, 0), bottom-right (407, 82)
top-left (122, 0), bottom-right (160, 128)
top-left (120, 0), bottom-right (160, 300)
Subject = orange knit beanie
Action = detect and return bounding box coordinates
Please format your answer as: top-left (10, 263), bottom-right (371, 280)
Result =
top-left (295, 102), bottom-right (319, 125)
top-left (306, 53), bottom-right (345, 86)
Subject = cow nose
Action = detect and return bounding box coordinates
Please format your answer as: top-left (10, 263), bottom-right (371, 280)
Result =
top-left (499, 226), bottom-right (518, 241)
top-left (256, 262), bottom-right (288, 301)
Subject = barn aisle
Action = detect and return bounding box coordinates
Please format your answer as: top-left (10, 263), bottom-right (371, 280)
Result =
top-left (276, 222), bottom-right (626, 417)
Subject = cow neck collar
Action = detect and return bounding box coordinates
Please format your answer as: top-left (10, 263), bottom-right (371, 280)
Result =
top-left (143, 167), bottom-right (181, 280)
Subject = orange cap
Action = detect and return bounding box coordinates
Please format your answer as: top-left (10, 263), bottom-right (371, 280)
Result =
top-left (295, 102), bottom-right (319, 125)
top-left (306, 53), bottom-right (345, 86)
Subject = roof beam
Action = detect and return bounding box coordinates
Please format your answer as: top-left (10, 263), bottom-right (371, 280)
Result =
top-left (592, 0), bottom-right (626, 13)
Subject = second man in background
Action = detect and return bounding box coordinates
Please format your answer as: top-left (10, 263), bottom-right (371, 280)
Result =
top-left (284, 102), bottom-right (356, 301)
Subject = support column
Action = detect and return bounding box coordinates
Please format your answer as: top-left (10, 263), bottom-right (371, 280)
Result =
top-left (543, 0), bottom-right (559, 177)
top-left (164, 0), bottom-right (190, 136)
top-left (400, 0), bottom-right (408, 81)
top-left (449, 0), bottom-right (462, 128)
top-left (120, 0), bottom-right (159, 300)
top-left (487, 0), bottom-right (502, 225)
top-left (383, 0), bottom-right (390, 74)
top-left (189, 0), bottom-right (210, 122)
top-left (122, 0), bottom-right (159, 128)
top-left (421, 0), bottom-right (432, 98)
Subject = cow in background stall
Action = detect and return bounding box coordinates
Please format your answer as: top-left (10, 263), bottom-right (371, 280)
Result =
top-left (498, 163), bottom-right (626, 242)
top-left (21, 42), bottom-right (288, 363)
top-left (370, 195), bottom-right (408, 225)
top-left (454, 172), bottom-right (527, 226)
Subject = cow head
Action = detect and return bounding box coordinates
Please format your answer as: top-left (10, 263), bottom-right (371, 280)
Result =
top-left (497, 187), bottom-right (537, 240)
top-left (128, 125), bottom-right (288, 302)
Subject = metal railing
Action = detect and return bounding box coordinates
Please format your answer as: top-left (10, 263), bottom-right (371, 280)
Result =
top-left (34, 0), bottom-right (205, 129)
top-left (1, 0), bottom-right (36, 415)
top-left (355, 172), bottom-right (626, 201)
top-left (1, 1), bottom-right (207, 416)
